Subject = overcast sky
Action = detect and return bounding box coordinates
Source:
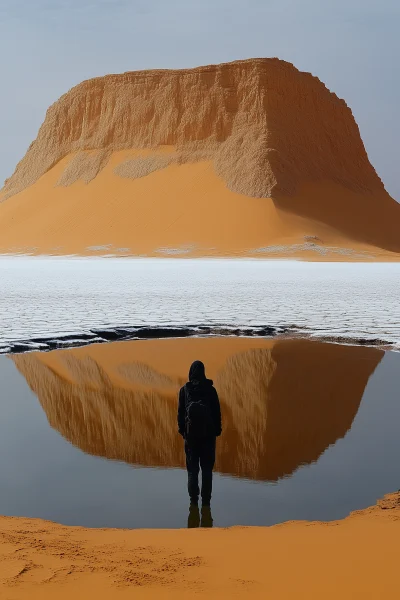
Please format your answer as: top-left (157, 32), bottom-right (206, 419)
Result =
top-left (0, 0), bottom-right (398, 199)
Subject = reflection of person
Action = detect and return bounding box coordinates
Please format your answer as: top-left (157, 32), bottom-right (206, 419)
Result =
top-left (178, 361), bottom-right (222, 508)
top-left (200, 505), bottom-right (213, 528)
top-left (187, 504), bottom-right (200, 528)
top-left (187, 504), bottom-right (214, 528)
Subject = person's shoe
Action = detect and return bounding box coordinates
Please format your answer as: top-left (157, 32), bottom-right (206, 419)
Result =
top-left (187, 505), bottom-right (200, 528)
top-left (201, 505), bottom-right (213, 528)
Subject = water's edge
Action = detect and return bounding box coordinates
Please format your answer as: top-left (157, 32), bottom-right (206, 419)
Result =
top-left (2, 324), bottom-right (395, 355)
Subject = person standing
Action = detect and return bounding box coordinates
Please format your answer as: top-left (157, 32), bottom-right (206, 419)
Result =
top-left (178, 360), bottom-right (222, 509)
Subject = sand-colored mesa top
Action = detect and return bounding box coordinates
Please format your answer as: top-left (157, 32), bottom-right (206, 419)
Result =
top-left (0, 493), bottom-right (399, 599)
top-left (0, 58), bottom-right (399, 259)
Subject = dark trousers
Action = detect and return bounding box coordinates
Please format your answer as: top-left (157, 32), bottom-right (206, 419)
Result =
top-left (185, 437), bottom-right (216, 504)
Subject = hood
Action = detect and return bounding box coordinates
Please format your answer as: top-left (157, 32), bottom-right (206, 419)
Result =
top-left (188, 360), bottom-right (206, 383)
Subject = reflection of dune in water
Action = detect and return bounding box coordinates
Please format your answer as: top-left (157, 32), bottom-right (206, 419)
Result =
top-left (16, 355), bottom-right (183, 468)
top-left (13, 340), bottom-right (383, 481)
top-left (214, 348), bottom-right (277, 479)
top-left (213, 342), bottom-right (383, 479)
top-left (217, 342), bottom-right (383, 480)
top-left (116, 362), bottom-right (182, 390)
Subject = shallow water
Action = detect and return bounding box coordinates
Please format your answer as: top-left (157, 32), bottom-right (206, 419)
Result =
top-left (0, 257), bottom-right (400, 353)
top-left (1, 337), bottom-right (399, 528)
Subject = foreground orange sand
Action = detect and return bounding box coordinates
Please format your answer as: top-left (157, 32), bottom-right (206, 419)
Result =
top-left (1, 493), bottom-right (399, 599)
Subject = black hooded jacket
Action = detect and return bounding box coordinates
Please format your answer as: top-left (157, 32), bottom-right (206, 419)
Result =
top-left (178, 361), bottom-right (222, 439)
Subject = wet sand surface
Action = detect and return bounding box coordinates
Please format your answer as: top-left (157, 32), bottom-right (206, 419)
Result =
top-left (1, 337), bottom-right (399, 529)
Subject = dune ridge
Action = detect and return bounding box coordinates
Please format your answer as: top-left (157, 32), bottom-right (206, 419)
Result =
top-left (12, 338), bottom-right (383, 481)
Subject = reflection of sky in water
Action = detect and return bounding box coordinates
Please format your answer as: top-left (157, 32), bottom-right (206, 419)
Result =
top-left (1, 258), bottom-right (400, 352)
top-left (1, 349), bottom-right (399, 529)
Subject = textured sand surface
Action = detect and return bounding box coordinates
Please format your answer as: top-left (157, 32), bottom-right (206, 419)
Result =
top-left (2, 59), bottom-right (384, 200)
top-left (1, 58), bottom-right (399, 258)
top-left (13, 337), bottom-right (383, 481)
top-left (0, 492), bottom-right (399, 599)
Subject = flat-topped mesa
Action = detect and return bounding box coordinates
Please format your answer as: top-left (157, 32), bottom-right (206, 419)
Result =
top-left (2, 58), bottom-right (385, 200)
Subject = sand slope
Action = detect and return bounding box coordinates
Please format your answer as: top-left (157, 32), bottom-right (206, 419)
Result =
top-left (1, 58), bottom-right (399, 258)
top-left (0, 492), bottom-right (399, 599)
top-left (13, 338), bottom-right (383, 481)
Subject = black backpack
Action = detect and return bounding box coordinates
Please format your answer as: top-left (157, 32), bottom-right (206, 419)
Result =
top-left (185, 385), bottom-right (214, 440)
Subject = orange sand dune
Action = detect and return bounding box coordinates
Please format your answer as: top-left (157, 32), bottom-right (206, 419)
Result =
top-left (0, 492), bottom-right (399, 599)
top-left (1, 58), bottom-right (399, 259)
top-left (13, 337), bottom-right (383, 481)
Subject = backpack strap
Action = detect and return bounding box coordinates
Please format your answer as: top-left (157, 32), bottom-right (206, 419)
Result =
top-left (184, 384), bottom-right (188, 407)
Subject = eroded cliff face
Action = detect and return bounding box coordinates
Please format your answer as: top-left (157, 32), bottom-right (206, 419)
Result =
top-left (12, 339), bottom-right (383, 481)
top-left (2, 58), bottom-right (385, 201)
